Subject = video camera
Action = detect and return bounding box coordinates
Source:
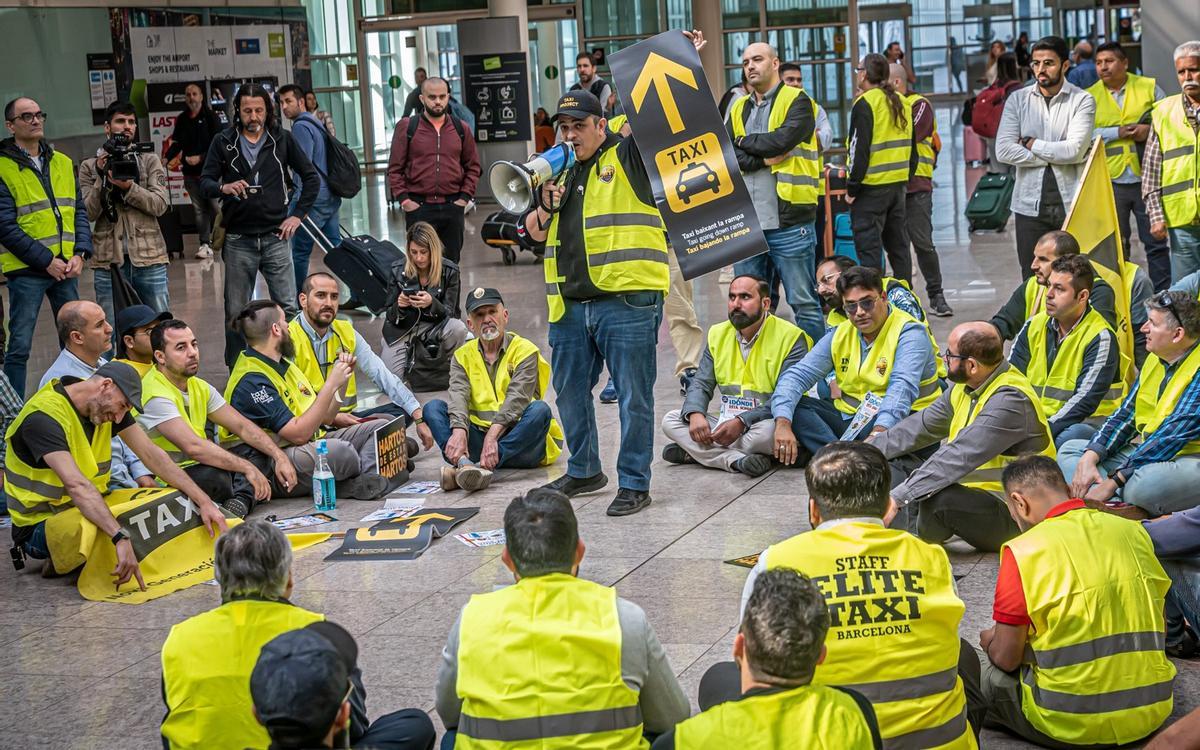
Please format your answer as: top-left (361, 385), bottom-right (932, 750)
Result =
top-left (101, 132), bottom-right (154, 182)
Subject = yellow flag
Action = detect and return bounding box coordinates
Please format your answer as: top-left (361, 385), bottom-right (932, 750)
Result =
top-left (1062, 137), bottom-right (1135, 384)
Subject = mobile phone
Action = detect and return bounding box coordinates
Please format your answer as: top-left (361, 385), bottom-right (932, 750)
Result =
top-left (245, 185), bottom-right (262, 196)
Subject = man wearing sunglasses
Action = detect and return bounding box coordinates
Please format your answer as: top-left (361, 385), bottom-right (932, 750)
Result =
top-left (0, 96), bottom-right (91, 397)
top-left (772, 266), bottom-right (941, 465)
top-left (1059, 290), bottom-right (1200, 520)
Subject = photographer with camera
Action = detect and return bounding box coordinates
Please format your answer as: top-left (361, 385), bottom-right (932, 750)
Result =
top-left (79, 101), bottom-right (170, 334)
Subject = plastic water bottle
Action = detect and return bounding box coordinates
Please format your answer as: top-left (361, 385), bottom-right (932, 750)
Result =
top-left (312, 439), bottom-right (337, 511)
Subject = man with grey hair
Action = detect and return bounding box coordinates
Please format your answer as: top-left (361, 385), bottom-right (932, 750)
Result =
top-left (1144, 41), bottom-right (1200, 281)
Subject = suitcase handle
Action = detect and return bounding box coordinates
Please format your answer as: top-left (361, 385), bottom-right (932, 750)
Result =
top-left (300, 218), bottom-right (362, 255)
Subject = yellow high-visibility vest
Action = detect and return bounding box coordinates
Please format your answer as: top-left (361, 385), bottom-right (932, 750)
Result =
top-left (160, 598), bottom-right (324, 749)
top-left (5, 380), bottom-right (112, 526)
top-left (289, 316), bottom-right (358, 413)
top-left (731, 85), bottom-right (822, 207)
top-left (707, 314), bottom-right (809, 406)
top-left (857, 88), bottom-right (913, 186)
top-left (1134, 342), bottom-right (1200, 456)
top-left (221, 352), bottom-right (323, 446)
top-left (544, 144), bottom-right (669, 323)
top-left (451, 333), bottom-right (563, 466)
top-left (905, 92), bottom-right (937, 179)
top-left (830, 307), bottom-right (942, 415)
top-left (1004, 508), bottom-right (1175, 745)
top-left (1088, 74), bottom-right (1158, 179)
top-left (0, 149), bottom-right (78, 273)
top-left (1150, 94), bottom-right (1200, 227)
top-left (456, 573), bottom-right (646, 749)
top-left (768, 522), bottom-right (978, 749)
top-left (140, 366), bottom-right (213, 468)
top-left (607, 114), bottom-right (628, 133)
top-left (1022, 306), bottom-right (1128, 420)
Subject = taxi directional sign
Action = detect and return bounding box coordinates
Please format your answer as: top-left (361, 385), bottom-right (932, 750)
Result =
top-left (609, 31), bottom-right (766, 280)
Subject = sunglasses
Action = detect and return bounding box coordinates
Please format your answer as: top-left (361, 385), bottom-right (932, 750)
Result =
top-left (843, 296), bottom-right (879, 315)
top-left (8, 112), bottom-right (47, 124)
top-left (1154, 291), bottom-right (1181, 327)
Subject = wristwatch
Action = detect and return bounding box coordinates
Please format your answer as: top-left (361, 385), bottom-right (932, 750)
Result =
top-left (414, 416), bottom-right (425, 425)
top-left (111, 528), bottom-right (130, 545)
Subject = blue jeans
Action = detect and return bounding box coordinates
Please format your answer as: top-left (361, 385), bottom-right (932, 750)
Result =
top-left (789, 395), bottom-right (858, 454)
top-left (1170, 225), bottom-right (1200, 283)
top-left (1053, 422), bottom-right (1097, 449)
top-left (93, 260), bottom-right (170, 347)
top-left (1161, 558), bottom-right (1200, 646)
top-left (1057, 439), bottom-right (1200, 515)
top-left (424, 398), bottom-right (551, 469)
top-left (222, 232), bottom-right (298, 367)
top-left (292, 194), bottom-right (342, 296)
top-left (732, 222), bottom-right (823, 344)
top-left (549, 292), bottom-right (662, 491)
top-left (3, 274), bottom-right (79, 398)
top-left (17, 521), bottom-right (50, 560)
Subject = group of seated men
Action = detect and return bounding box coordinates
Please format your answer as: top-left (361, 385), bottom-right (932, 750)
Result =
top-left (154, 441), bottom-right (1195, 749)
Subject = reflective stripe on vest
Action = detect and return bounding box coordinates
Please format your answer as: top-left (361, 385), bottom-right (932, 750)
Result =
top-left (730, 85), bottom-right (821, 207)
top-left (221, 352), bottom-right (323, 446)
top-left (4, 380), bottom-right (112, 525)
top-left (767, 523), bottom-right (977, 749)
top-left (1022, 307), bottom-right (1128, 420)
top-left (543, 144), bottom-right (669, 323)
top-left (707, 315), bottom-right (808, 407)
top-left (140, 367), bottom-right (212, 468)
top-left (1134, 343), bottom-right (1200, 455)
top-left (1088, 74), bottom-right (1158, 179)
top-left (905, 93), bottom-right (937, 179)
top-left (0, 150), bottom-right (79, 273)
top-left (288, 317), bottom-right (358, 412)
top-left (858, 88), bottom-right (914, 186)
top-left (1004, 510), bottom-right (1175, 744)
top-left (830, 307), bottom-right (942, 415)
top-left (947, 366), bottom-right (1054, 493)
top-left (455, 573), bottom-right (647, 750)
top-left (451, 333), bottom-right (563, 466)
top-left (1151, 94), bottom-right (1200, 226)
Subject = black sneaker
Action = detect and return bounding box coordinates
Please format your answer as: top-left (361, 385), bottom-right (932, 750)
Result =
top-left (928, 293), bottom-right (954, 317)
top-left (662, 443), bottom-right (697, 465)
top-left (732, 454), bottom-right (773, 477)
top-left (607, 488), bottom-right (652, 516)
top-left (540, 472), bottom-right (609, 498)
top-left (679, 367), bottom-right (698, 396)
top-left (341, 473), bottom-right (389, 500)
top-left (221, 497), bottom-right (251, 519)
top-left (1167, 628), bottom-right (1199, 659)
top-left (599, 379), bottom-right (618, 404)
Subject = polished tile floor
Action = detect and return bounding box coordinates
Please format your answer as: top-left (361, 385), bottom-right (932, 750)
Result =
top-left (3, 112), bottom-right (1195, 748)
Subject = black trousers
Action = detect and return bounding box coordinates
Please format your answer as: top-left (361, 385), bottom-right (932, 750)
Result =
top-left (1014, 203), bottom-right (1066, 281)
top-left (406, 202), bottom-right (465, 265)
top-left (184, 463), bottom-right (256, 510)
top-left (906, 190), bottom-right (944, 297)
top-left (850, 183), bottom-right (912, 284)
top-left (353, 708), bottom-right (436, 750)
top-left (1113, 181), bottom-right (1172, 291)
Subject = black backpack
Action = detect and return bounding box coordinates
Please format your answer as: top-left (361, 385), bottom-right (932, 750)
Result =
top-left (405, 113), bottom-right (466, 146)
top-left (303, 116), bottom-right (362, 199)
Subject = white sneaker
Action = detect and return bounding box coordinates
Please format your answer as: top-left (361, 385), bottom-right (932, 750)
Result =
top-left (195, 244), bottom-right (213, 259)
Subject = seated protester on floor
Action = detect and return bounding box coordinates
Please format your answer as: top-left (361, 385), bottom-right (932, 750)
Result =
top-left (661, 274), bottom-right (809, 478)
top-left (733, 442), bottom-right (983, 750)
top-left (772, 266), bottom-right (942, 462)
top-left (990, 230), bottom-right (1117, 340)
top-left (436, 489), bottom-right (690, 747)
top-left (7, 361), bottom-right (225, 579)
top-left (1059, 290), bottom-right (1200, 520)
top-left (652, 568), bottom-right (882, 750)
top-left (817, 254), bottom-right (926, 328)
top-left (979, 455), bottom-right (1175, 749)
top-left (40, 300), bottom-right (155, 490)
top-left (291, 272), bottom-right (436, 447)
top-left (1008, 254), bottom-right (1125, 447)
top-left (113, 304), bottom-right (171, 376)
top-left (381, 221), bottom-right (469, 383)
top-left (1145, 706), bottom-right (1200, 750)
top-left (138, 320), bottom-right (299, 519)
top-left (1141, 496), bottom-right (1200, 658)
top-left (251, 623), bottom-right (436, 750)
top-left (224, 300), bottom-right (394, 501)
top-left (162, 521), bottom-right (436, 750)
top-left (869, 322), bottom-right (1055, 552)
top-left (424, 288), bottom-right (564, 493)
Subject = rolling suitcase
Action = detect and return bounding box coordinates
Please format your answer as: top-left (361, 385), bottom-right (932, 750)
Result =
top-left (965, 173), bottom-right (1014, 232)
top-left (964, 128), bottom-right (987, 167)
top-left (302, 218), bottom-right (404, 314)
top-left (481, 210), bottom-right (545, 265)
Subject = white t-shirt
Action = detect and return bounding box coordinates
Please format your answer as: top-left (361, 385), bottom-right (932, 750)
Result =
top-left (137, 376), bottom-right (227, 438)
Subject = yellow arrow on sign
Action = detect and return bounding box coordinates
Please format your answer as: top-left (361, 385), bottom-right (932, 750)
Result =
top-left (630, 52), bottom-right (698, 135)
top-left (358, 512), bottom-right (455, 542)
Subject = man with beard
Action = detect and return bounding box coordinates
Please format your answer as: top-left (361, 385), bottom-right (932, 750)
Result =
top-left (423, 288), bottom-right (564, 492)
top-left (1145, 41), bottom-right (1200, 281)
top-left (771, 266), bottom-right (941, 464)
top-left (868, 322), bottom-right (1054, 552)
top-left (223, 300), bottom-right (394, 501)
top-left (138, 320), bottom-right (299, 518)
top-left (569, 51), bottom-right (613, 116)
top-left (660, 275), bottom-right (809, 477)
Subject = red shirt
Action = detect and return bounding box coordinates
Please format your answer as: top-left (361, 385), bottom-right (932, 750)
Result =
top-left (992, 499), bottom-right (1088, 626)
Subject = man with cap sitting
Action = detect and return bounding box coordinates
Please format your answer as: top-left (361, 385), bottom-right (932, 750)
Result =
top-left (162, 521), bottom-right (435, 750)
top-left (112, 303), bottom-right (171, 376)
top-left (6, 360), bottom-right (226, 582)
top-left (424, 287), bottom-right (563, 492)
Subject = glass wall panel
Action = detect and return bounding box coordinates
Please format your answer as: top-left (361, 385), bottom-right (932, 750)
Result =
top-left (582, 0), bottom-right (660, 38)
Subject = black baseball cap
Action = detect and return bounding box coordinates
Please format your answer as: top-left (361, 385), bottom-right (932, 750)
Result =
top-left (465, 286), bottom-right (505, 313)
top-left (250, 622), bottom-right (357, 745)
top-left (95, 360), bottom-right (144, 412)
top-left (553, 91), bottom-right (603, 122)
top-left (115, 304), bottom-right (172, 338)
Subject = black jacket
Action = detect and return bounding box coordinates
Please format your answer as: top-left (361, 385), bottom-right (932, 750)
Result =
top-left (728, 87), bottom-right (818, 226)
top-left (382, 259), bottom-right (462, 344)
top-left (199, 125), bottom-right (319, 236)
top-left (165, 107), bottom-right (221, 177)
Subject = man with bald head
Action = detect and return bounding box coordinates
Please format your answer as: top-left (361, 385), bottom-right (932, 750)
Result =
top-left (727, 42), bottom-right (824, 343)
top-left (868, 321), bottom-right (1055, 551)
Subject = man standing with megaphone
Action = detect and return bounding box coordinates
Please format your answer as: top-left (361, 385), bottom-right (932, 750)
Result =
top-left (522, 30), bottom-right (706, 518)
